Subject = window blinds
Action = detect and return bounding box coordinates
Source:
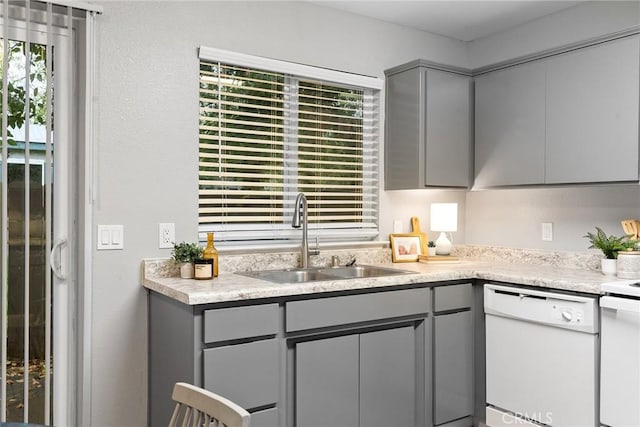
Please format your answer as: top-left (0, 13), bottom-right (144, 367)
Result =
top-left (198, 52), bottom-right (380, 243)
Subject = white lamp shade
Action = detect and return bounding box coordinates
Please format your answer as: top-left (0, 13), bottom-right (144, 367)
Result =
top-left (430, 203), bottom-right (458, 232)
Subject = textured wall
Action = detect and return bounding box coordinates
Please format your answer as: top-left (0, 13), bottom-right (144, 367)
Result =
top-left (464, 1), bottom-right (640, 251)
top-left (468, 1), bottom-right (640, 68)
top-left (465, 186), bottom-right (640, 251)
top-left (92, 2), bottom-right (467, 425)
top-left (91, 2), bottom-right (640, 425)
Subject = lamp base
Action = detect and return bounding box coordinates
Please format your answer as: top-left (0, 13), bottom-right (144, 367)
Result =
top-left (435, 232), bottom-right (452, 255)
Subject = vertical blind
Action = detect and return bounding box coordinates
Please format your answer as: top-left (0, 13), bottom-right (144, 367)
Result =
top-left (198, 50), bottom-right (380, 243)
top-left (0, 1), bottom-right (99, 425)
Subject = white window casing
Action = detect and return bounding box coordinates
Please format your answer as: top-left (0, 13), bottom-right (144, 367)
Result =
top-left (198, 47), bottom-right (382, 243)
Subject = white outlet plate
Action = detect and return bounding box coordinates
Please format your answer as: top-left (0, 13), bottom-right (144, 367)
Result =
top-left (159, 223), bottom-right (175, 249)
top-left (97, 225), bottom-right (124, 250)
top-left (393, 219), bottom-right (404, 233)
top-left (542, 222), bottom-right (553, 242)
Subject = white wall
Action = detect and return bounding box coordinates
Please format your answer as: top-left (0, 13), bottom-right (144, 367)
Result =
top-left (466, 185), bottom-right (640, 251)
top-left (464, 1), bottom-right (640, 251)
top-left (468, 1), bottom-right (640, 68)
top-left (92, 1), bottom-right (640, 425)
top-left (93, 2), bottom-right (467, 425)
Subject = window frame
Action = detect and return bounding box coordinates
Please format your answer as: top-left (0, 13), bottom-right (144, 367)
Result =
top-left (198, 46), bottom-right (383, 245)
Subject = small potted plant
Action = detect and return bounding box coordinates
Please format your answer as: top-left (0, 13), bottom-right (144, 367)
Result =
top-left (427, 240), bottom-right (437, 257)
top-left (583, 227), bottom-right (626, 275)
top-left (172, 242), bottom-right (203, 279)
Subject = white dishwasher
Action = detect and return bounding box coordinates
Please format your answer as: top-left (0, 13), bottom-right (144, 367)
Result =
top-left (484, 284), bottom-right (599, 427)
top-left (600, 280), bottom-right (640, 427)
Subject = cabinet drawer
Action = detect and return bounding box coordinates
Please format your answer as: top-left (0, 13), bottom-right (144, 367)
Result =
top-left (434, 284), bottom-right (472, 312)
top-left (203, 339), bottom-right (279, 410)
top-left (286, 288), bottom-right (429, 332)
top-left (204, 304), bottom-right (278, 343)
top-left (250, 407), bottom-right (279, 427)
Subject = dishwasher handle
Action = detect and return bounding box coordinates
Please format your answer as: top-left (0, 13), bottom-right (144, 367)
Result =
top-left (601, 295), bottom-right (640, 314)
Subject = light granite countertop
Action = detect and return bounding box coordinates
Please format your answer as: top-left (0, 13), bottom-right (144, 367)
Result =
top-left (142, 260), bottom-right (609, 305)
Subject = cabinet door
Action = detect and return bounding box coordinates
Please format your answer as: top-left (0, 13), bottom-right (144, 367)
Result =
top-left (360, 327), bottom-right (416, 427)
top-left (425, 69), bottom-right (472, 188)
top-left (546, 36), bottom-right (640, 183)
top-left (296, 335), bottom-right (359, 427)
top-left (385, 67), bottom-right (423, 190)
top-left (434, 311), bottom-right (473, 425)
top-left (203, 339), bottom-right (279, 410)
top-left (475, 61), bottom-right (546, 187)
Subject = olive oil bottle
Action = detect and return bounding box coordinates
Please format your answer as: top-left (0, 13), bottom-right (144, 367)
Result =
top-left (202, 232), bottom-right (219, 277)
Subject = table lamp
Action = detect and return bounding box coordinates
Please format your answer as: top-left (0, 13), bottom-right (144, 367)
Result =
top-left (430, 203), bottom-right (458, 255)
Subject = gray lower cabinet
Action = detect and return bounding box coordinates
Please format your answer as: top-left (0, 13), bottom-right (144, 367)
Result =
top-left (296, 334), bottom-right (359, 427)
top-left (385, 61), bottom-right (472, 189)
top-left (203, 339), bottom-right (279, 410)
top-left (149, 283), bottom-right (479, 427)
top-left (433, 284), bottom-right (474, 427)
top-left (148, 294), bottom-right (281, 427)
top-left (296, 326), bottom-right (418, 427)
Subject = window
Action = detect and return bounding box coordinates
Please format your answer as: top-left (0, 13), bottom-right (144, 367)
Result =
top-left (198, 47), bottom-right (382, 243)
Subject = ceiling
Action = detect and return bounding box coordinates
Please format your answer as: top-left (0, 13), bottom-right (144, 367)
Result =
top-left (311, 1), bottom-right (582, 41)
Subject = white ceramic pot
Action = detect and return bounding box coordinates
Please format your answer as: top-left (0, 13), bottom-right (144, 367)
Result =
top-left (427, 247), bottom-right (437, 257)
top-left (601, 258), bottom-right (617, 276)
top-left (180, 262), bottom-right (195, 279)
top-left (616, 251), bottom-right (640, 279)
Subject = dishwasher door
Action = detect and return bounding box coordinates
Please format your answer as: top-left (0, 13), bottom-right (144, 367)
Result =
top-left (600, 296), bottom-right (640, 427)
top-left (484, 284), bottom-right (598, 427)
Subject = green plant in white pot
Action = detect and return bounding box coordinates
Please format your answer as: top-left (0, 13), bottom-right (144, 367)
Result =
top-left (172, 242), bottom-right (203, 279)
top-left (583, 227), bottom-right (626, 276)
top-left (427, 240), bottom-right (437, 257)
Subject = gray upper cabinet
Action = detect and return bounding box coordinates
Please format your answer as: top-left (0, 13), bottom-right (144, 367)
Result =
top-left (474, 61), bottom-right (546, 187)
top-left (545, 36), bottom-right (640, 184)
top-left (385, 62), bottom-right (472, 189)
top-left (474, 34), bottom-right (640, 187)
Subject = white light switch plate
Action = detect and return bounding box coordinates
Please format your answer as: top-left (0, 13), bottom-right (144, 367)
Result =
top-left (97, 225), bottom-right (124, 250)
top-left (393, 219), bottom-right (404, 233)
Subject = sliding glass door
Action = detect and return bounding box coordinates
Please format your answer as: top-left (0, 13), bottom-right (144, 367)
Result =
top-left (1, 2), bottom-right (76, 424)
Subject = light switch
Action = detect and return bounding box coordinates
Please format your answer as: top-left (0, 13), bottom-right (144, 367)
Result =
top-left (100, 229), bottom-right (110, 245)
top-left (97, 225), bottom-right (124, 250)
top-left (112, 228), bottom-right (122, 245)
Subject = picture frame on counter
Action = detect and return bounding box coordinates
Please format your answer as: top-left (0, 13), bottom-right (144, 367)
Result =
top-left (390, 233), bottom-right (424, 262)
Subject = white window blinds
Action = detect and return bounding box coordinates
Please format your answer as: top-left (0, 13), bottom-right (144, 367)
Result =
top-left (199, 48), bottom-right (380, 243)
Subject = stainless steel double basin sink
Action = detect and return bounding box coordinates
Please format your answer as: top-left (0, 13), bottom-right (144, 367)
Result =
top-left (239, 265), bottom-right (412, 284)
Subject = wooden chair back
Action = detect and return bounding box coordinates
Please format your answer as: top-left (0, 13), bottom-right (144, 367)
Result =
top-left (169, 382), bottom-right (250, 427)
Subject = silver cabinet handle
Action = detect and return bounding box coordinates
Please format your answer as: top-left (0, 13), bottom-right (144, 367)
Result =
top-left (50, 238), bottom-right (67, 280)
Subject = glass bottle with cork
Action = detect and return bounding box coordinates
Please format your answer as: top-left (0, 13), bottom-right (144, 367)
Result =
top-left (202, 232), bottom-right (219, 277)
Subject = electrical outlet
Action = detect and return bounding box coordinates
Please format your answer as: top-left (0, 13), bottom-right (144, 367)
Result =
top-left (542, 222), bottom-right (553, 242)
top-left (159, 223), bottom-right (175, 249)
top-left (393, 219), bottom-right (404, 233)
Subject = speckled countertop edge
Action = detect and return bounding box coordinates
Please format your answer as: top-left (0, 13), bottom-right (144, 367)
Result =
top-left (142, 260), bottom-right (609, 305)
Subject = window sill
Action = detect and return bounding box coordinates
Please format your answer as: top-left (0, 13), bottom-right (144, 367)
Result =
top-left (217, 240), bottom-right (389, 255)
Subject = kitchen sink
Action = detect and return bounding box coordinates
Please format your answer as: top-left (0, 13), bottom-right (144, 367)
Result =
top-left (241, 268), bottom-right (337, 284)
top-left (318, 265), bottom-right (411, 279)
top-left (239, 265), bottom-right (412, 284)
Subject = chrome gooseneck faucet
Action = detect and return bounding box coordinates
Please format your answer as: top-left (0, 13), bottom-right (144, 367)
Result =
top-left (292, 192), bottom-right (319, 268)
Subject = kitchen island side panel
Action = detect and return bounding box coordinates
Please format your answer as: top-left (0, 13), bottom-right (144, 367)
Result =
top-left (148, 292), bottom-right (199, 427)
